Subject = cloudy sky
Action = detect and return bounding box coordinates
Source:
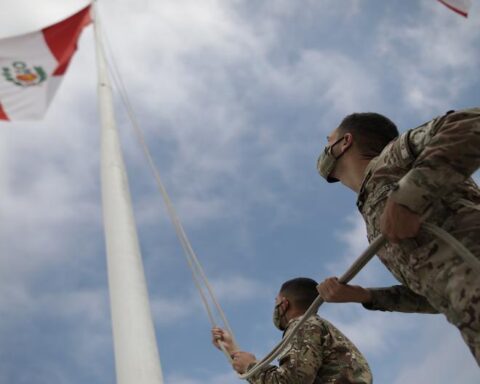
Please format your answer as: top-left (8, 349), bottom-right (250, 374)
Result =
top-left (0, 1), bottom-right (479, 383)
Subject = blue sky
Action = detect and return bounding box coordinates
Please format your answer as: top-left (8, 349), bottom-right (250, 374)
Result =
top-left (0, 1), bottom-right (479, 383)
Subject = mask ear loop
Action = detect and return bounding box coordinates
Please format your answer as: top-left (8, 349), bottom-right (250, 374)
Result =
top-left (331, 135), bottom-right (352, 160)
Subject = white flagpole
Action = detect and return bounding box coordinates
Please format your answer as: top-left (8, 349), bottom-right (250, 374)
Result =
top-left (92, 4), bottom-right (164, 384)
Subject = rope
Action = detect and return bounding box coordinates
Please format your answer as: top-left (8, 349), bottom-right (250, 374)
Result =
top-left (92, 8), bottom-right (480, 378)
top-left (94, 8), bottom-right (238, 355)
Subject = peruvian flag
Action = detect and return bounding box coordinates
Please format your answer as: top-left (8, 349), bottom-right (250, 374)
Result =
top-left (0, 5), bottom-right (91, 121)
top-left (437, 0), bottom-right (472, 17)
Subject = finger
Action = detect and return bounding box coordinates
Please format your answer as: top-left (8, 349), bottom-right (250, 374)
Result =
top-left (317, 283), bottom-right (327, 297)
top-left (321, 287), bottom-right (332, 301)
top-left (327, 279), bottom-right (340, 289)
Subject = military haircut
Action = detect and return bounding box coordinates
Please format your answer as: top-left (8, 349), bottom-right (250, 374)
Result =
top-left (280, 277), bottom-right (319, 311)
top-left (338, 112), bottom-right (399, 158)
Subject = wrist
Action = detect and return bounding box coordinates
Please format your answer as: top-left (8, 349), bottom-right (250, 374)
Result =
top-left (227, 346), bottom-right (239, 356)
top-left (357, 287), bottom-right (373, 304)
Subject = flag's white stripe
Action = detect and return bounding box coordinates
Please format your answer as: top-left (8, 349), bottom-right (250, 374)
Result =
top-left (45, 75), bottom-right (63, 107)
top-left (0, 31), bottom-right (58, 120)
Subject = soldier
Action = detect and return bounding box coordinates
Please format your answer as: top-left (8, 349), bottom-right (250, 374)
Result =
top-left (212, 277), bottom-right (372, 383)
top-left (315, 108), bottom-right (480, 364)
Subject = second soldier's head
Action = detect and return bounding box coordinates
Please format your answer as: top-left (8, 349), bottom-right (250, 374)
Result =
top-left (273, 277), bottom-right (319, 331)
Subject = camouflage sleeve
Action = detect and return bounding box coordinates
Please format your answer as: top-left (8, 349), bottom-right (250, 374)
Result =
top-left (390, 108), bottom-right (480, 213)
top-left (246, 322), bottom-right (323, 384)
top-left (362, 285), bottom-right (439, 313)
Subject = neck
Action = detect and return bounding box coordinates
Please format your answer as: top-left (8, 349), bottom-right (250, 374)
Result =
top-left (338, 157), bottom-right (372, 193)
top-left (286, 308), bottom-right (306, 323)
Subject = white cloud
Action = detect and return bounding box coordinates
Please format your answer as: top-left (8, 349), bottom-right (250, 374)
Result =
top-left (392, 319), bottom-right (478, 384)
top-left (212, 275), bottom-right (274, 302)
top-left (325, 212), bottom-right (395, 287)
top-left (151, 275), bottom-right (272, 326)
top-left (321, 304), bottom-right (413, 356)
top-left (375, 1), bottom-right (480, 115)
top-left (0, 2), bottom-right (478, 382)
top-left (0, 0), bottom-right (90, 38)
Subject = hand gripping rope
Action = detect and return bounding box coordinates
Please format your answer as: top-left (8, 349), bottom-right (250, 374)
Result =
top-left (96, 11), bottom-right (480, 379)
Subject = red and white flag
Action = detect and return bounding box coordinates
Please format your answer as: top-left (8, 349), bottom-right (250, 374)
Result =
top-left (0, 5), bottom-right (91, 121)
top-left (437, 0), bottom-right (472, 17)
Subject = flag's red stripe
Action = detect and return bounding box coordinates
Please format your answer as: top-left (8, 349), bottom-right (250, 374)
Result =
top-left (42, 5), bottom-right (92, 76)
top-left (0, 103), bottom-right (10, 121)
top-left (437, 0), bottom-right (469, 17)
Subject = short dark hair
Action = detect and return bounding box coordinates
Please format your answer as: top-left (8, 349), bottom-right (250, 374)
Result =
top-left (280, 277), bottom-right (318, 311)
top-left (337, 112), bottom-right (399, 158)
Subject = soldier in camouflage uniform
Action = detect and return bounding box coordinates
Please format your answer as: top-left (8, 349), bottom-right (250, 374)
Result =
top-left (212, 277), bottom-right (372, 383)
top-left (316, 108), bottom-right (480, 364)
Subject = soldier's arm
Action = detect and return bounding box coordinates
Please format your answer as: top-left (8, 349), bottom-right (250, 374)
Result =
top-left (391, 108), bottom-right (480, 214)
top-left (246, 323), bottom-right (323, 384)
top-left (362, 285), bottom-right (439, 314)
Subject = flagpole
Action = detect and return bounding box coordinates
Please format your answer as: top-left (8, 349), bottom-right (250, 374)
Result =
top-left (92, 4), bottom-right (164, 384)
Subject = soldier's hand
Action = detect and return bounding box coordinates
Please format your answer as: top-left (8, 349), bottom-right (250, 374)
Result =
top-left (212, 327), bottom-right (237, 355)
top-left (380, 197), bottom-right (421, 243)
top-left (231, 351), bottom-right (256, 374)
top-left (317, 277), bottom-right (372, 303)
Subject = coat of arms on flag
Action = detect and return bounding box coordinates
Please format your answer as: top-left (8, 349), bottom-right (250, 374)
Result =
top-left (2, 61), bottom-right (47, 87)
top-left (0, 5), bottom-right (91, 121)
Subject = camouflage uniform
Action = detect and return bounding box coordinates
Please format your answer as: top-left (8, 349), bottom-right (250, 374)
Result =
top-left (356, 108), bottom-right (480, 363)
top-left (247, 315), bottom-right (372, 384)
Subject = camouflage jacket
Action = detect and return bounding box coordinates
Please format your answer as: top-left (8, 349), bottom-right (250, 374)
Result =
top-left (357, 108), bottom-right (480, 313)
top-left (247, 315), bottom-right (372, 384)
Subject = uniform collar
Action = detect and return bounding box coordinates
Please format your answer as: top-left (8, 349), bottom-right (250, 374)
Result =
top-left (356, 156), bottom-right (379, 211)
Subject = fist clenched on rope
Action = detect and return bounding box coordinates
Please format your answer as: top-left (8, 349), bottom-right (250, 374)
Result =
top-left (211, 327), bottom-right (237, 355)
top-left (212, 328), bottom-right (257, 374)
top-left (317, 277), bottom-right (372, 304)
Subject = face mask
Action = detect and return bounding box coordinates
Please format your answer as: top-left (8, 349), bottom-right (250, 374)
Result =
top-left (273, 301), bottom-right (287, 331)
top-left (316, 136), bottom-right (347, 183)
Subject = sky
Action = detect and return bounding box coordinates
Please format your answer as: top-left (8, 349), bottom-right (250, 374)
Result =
top-left (0, 1), bottom-right (479, 383)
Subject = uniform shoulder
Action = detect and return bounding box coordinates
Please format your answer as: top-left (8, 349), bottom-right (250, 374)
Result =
top-left (304, 315), bottom-right (331, 333)
top-left (288, 315), bottom-right (327, 336)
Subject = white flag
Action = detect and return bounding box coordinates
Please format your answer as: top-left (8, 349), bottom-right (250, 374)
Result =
top-left (0, 5), bottom-right (91, 121)
top-left (437, 0), bottom-right (472, 17)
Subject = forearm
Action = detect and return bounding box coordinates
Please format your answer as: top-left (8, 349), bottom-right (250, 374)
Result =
top-left (362, 285), bottom-right (439, 314)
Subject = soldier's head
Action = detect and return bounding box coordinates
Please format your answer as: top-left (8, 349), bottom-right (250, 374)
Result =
top-left (273, 277), bottom-right (319, 331)
top-left (317, 112), bottom-right (398, 183)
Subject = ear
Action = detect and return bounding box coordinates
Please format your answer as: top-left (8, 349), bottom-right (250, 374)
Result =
top-left (341, 133), bottom-right (353, 151)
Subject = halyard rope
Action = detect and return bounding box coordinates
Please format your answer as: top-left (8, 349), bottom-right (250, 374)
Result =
top-left (95, 8), bottom-right (480, 378)
top-left (95, 9), bottom-right (238, 356)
